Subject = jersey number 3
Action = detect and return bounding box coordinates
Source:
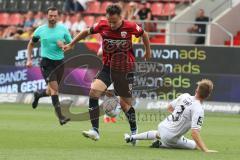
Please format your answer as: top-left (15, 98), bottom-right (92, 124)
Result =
top-left (172, 105), bottom-right (185, 122)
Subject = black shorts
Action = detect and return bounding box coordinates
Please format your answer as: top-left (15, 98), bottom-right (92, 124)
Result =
top-left (40, 57), bottom-right (64, 84)
top-left (95, 66), bottom-right (133, 98)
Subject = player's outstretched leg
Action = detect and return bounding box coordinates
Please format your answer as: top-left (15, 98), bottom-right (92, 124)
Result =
top-left (32, 89), bottom-right (49, 109)
top-left (124, 130), bottom-right (158, 144)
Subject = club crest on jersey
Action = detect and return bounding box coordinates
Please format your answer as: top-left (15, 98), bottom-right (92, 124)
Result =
top-left (121, 31), bottom-right (127, 38)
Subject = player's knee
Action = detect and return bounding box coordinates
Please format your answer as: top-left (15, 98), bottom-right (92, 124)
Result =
top-left (89, 89), bottom-right (102, 99)
top-left (46, 88), bottom-right (50, 95)
top-left (49, 87), bottom-right (58, 95)
top-left (91, 79), bottom-right (107, 92)
top-left (48, 81), bottom-right (59, 91)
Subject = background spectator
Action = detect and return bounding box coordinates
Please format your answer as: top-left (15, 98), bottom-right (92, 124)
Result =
top-left (75, 0), bottom-right (93, 12)
top-left (0, 27), bottom-right (4, 38)
top-left (2, 26), bottom-right (19, 39)
top-left (18, 27), bottom-right (34, 40)
top-left (24, 11), bottom-right (35, 28)
top-left (71, 13), bottom-right (87, 36)
top-left (188, 9), bottom-right (209, 44)
top-left (59, 13), bottom-right (72, 30)
top-left (136, 1), bottom-right (155, 32)
top-left (124, 2), bottom-right (138, 20)
top-left (63, 0), bottom-right (75, 13)
top-left (33, 11), bottom-right (47, 27)
top-left (64, 0), bottom-right (93, 13)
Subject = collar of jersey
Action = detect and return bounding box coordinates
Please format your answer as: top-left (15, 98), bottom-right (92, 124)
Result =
top-left (111, 20), bottom-right (124, 32)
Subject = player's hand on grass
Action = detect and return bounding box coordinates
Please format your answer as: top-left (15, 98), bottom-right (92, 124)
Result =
top-left (26, 59), bottom-right (32, 68)
top-left (205, 149), bottom-right (218, 153)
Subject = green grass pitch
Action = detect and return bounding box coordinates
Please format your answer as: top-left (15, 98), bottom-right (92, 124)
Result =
top-left (0, 103), bottom-right (239, 160)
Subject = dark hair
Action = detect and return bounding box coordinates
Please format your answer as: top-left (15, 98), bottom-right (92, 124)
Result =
top-left (106, 4), bottom-right (122, 15)
top-left (47, 7), bottom-right (58, 14)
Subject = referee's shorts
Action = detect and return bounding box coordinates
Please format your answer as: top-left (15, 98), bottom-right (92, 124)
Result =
top-left (95, 65), bottom-right (134, 98)
top-left (40, 57), bottom-right (64, 84)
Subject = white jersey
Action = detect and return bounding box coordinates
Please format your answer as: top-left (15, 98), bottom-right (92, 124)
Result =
top-left (160, 93), bottom-right (204, 139)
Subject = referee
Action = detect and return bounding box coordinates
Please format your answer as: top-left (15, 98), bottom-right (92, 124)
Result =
top-left (26, 7), bottom-right (72, 125)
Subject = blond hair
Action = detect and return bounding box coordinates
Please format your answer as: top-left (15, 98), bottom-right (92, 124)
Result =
top-left (197, 79), bottom-right (213, 99)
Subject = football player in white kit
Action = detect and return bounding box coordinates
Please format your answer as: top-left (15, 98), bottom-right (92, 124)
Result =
top-left (125, 79), bottom-right (217, 152)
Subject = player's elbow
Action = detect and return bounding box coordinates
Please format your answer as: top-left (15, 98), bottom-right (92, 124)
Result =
top-left (167, 105), bottom-right (174, 113)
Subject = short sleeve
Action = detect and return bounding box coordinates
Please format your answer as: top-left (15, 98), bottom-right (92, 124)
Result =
top-left (63, 27), bottom-right (72, 44)
top-left (90, 21), bottom-right (102, 34)
top-left (33, 26), bottom-right (41, 38)
top-left (132, 23), bottom-right (144, 37)
top-left (32, 26), bottom-right (41, 42)
top-left (191, 106), bottom-right (204, 130)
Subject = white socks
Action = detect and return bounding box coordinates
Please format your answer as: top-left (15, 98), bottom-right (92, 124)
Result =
top-left (131, 130), bottom-right (158, 140)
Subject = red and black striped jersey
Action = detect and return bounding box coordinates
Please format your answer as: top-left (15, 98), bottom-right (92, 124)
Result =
top-left (90, 20), bottom-right (144, 72)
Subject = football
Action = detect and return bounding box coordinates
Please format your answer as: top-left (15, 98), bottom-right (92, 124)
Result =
top-left (101, 96), bottom-right (120, 117)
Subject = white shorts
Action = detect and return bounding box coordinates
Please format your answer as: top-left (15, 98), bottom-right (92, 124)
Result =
top-left (157, 123), bottom-right (196, 150)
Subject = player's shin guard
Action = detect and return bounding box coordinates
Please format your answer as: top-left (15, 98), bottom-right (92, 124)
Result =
top-left (125, 107), bottom-right (137, 133)
top-left (89, 98), bottom-right (99, 133)
top-left (51, 95), bottom-right (64, 120)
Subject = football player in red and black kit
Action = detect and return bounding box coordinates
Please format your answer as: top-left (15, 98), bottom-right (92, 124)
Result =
top-left (63, 4), bottom-right (151, 144)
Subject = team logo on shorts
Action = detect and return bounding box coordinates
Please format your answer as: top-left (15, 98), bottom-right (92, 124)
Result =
top-left (121, 31), bottom-right (127, 38)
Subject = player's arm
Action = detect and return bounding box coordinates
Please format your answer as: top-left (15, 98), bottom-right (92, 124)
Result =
top-left (141, 31), bottom-right (151, 60)
top-left (132, 23), bottom-right (151, 60)
top-left (191, 108), bottom-right (217, 153)
top-left (187, 18), bottom-right (198, 33)
top-left (26, 36), bottom-right (39, 67)
top-left (167, 104), bottom-right (174, 113)
top-left (97, 46), bottom-right (103, 57)
top-left (191, 129), bottom-right (208, 152)
top-left (63, 28), bottom-right (91, 52)
top-left (191, 129), bottom-right (217, 153)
